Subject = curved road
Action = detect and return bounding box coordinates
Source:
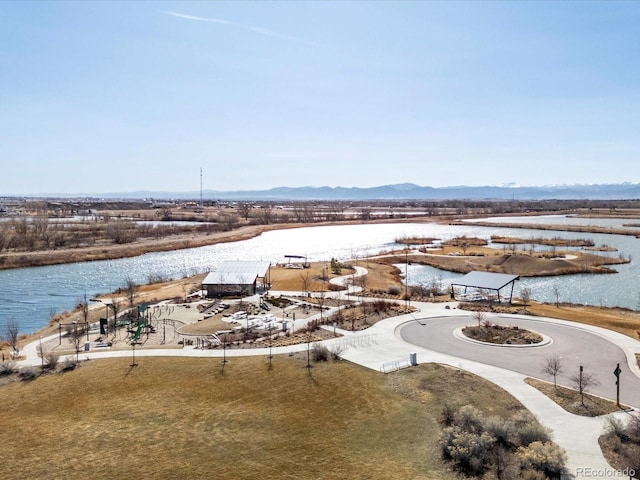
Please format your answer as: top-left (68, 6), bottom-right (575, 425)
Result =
top-left (401, 314), bottom-right (640, 407)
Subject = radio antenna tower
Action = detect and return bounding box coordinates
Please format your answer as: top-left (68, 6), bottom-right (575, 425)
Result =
top-left (199, 167), bottom-right (203, 210)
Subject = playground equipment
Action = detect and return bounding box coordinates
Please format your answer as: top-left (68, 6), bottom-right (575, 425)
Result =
top-left (129, 322), bottom-right (143, 343)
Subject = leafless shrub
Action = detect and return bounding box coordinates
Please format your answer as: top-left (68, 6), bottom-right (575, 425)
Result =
top-left (0, 361), bottom-right (17, 376)
top-left (627, 414), bottom-right (640, 444)
top-left (520, 287), bottom-right (532, 307)
top-left (514, 421), bottom-right (552, 446)
top-left (481, 318), bottom-right (494, 328)
top-left (3, 319), bottom-right (19, 352)
top-left (605, 416), bottom-right (629, 442)
top-left (387, 286), bottom-right (401, 296)
top-left (328, 344), bottom-right (346, 361)
top-left (439, 403), bottom-right (456, 427)
top-left (569, 367), bottom-right (600, 406)
top-left (440, 405), bottom-right (564, 479)
top-left (516, 441), bottom-right (567, 479)
top-left (453, 405), bottom-right (484, 434)
top-left (19, 366), bottom-right (38, 381)
top-left (311, 343), bottom-right (329, 362)
top-left (61, 358), bottom-right (78, 372)
top-left (541, 355), bottom-right (564, 388)
top-left (472, 311), bottom-right (487, 327)
top-left (44, 352), bottom-right (60, 370)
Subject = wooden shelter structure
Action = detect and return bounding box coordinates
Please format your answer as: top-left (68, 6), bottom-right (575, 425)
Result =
top-left (450, 271), bottom-right (520, 304)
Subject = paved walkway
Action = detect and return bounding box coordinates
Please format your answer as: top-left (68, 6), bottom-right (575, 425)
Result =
top-left (337, 302), bottom-right (640, 480)
top-left (15, 277), bottom-right (640, 479)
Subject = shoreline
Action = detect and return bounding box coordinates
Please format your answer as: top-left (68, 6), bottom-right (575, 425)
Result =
top-left (2, 212), bottom-right (637, 271)
top-left (4, 213), bottom-right (640, 357)
top-left (0, 216), bottom-right (442, 271)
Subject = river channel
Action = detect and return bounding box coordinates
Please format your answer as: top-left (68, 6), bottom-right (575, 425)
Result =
top-left (2, 216), bottom-right (640, 335)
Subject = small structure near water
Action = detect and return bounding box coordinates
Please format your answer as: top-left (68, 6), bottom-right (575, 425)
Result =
top-left (450, 271), bottom-right (520, 304)
top-left (202, 261), bottom-right (271, 297)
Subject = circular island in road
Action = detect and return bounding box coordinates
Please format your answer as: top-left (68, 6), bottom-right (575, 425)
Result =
top-left (399, 314), bottom-right (640, 406)
top-left (460, 323), bottom-right (544, 346)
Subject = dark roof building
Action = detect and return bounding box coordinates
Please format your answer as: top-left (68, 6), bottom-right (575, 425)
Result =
top-left (202, 261), bottom-right (271, 297)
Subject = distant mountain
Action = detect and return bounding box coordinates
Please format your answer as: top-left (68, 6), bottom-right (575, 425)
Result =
top-left (191, 183), bottom-right (640, 201)
top-left (16, 182), bottom-right (640, 201)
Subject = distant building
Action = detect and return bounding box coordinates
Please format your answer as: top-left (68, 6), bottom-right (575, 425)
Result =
top-left (202, 261), bottom-right (271, 297)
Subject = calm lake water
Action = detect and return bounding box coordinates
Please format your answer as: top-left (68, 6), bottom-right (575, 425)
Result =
top-left (2, 217), bottom-right (639, 335)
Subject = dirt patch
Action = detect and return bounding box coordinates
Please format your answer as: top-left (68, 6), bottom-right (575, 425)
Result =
top-left (269, 261), bottom-right (353, 291)
top-left (325, 300), bottom-right (416, 332)
top-left (599, 433), bottom-right (640, 476)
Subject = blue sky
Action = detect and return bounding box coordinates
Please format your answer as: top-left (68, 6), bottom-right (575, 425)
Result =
top-left (1, 1), bottom-right (639, 195)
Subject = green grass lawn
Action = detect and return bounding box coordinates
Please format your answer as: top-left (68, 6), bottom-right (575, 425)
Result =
top-left (2, 357), bottom-right (529, 479)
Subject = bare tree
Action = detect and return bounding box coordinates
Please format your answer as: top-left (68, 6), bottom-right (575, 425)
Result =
top-left (552, 282), bottom-right (561, 308)
top-left (519, 287), bottom-right (532, 309)
top-left (4, 319), bottom-right (19, 354)
top-left (358, 208), bottom-right (371, 220)
top-left (217, 211), bottom-right (239, 231)
top-left (256, 205), bottom-right (274, 225)
top-left (78, 293), bottom-right (90, 341)
top-left (237, 202), bottom-right (252, 220)
top-left (109, 298), bottom-right (120, 335)
top-left (299, 271), bottom-right (311, 297)
top-left (569, 366), bottom-right (600, 406)
top-left (316, 290), bottom-right (327, 324)
top-left (305, 328), bottom-right (314, 371)
top-left (356, 274), bottom-right (368, 296)
top-left (66, 322), bottom-right (83, 363)
top-left (460, 240), bottom-right (469, 255)
top-left (124, 277), bottom-right (137, 319)
top-left (220, 331), bottom-right (230, 374)
top-left (472, 310), bottom-right (487, 327)
top-left (541, 354), bottom-right (563, 388)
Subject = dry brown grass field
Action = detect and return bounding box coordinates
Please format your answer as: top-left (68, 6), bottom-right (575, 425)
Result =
top-left (269, 262), bottom-right (355, 291)
top-left (0, 358), bottom-right (531, 480)
top-left (525, 302), bottom-right (640, 340)
top-left (376, 248), bottom-right (628, 277)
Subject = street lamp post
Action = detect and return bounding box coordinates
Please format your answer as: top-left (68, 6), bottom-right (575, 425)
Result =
top-left (405, 250), bottom-right (409, 312)
top-left (72, 321), bottom-right (79, 362)
top-left (39, 335), bottom-right (44, 373)
top-left (268, 324), bottom-right (273, 370)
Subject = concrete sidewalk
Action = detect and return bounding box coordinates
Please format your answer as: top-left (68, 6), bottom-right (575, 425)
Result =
top-left (338, 302), bottom-right (639, 479)
top-left (15, 294), bottom-right (640, 479)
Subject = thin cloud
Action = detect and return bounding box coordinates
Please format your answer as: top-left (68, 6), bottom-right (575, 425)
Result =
top-left (245, 26), bottom-right (321, 47)
top-left (161, 11), bottom-right (322, 47)
top-left (161, 11), bottom-right (234, 25)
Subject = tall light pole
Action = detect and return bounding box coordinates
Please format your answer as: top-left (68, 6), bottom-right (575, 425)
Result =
top-left (405, 249), bottom-right (409, 312)
top-left (268, 324), bottom-right (273, 370)
top-left (39, 335), bottom-right (44, 373)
